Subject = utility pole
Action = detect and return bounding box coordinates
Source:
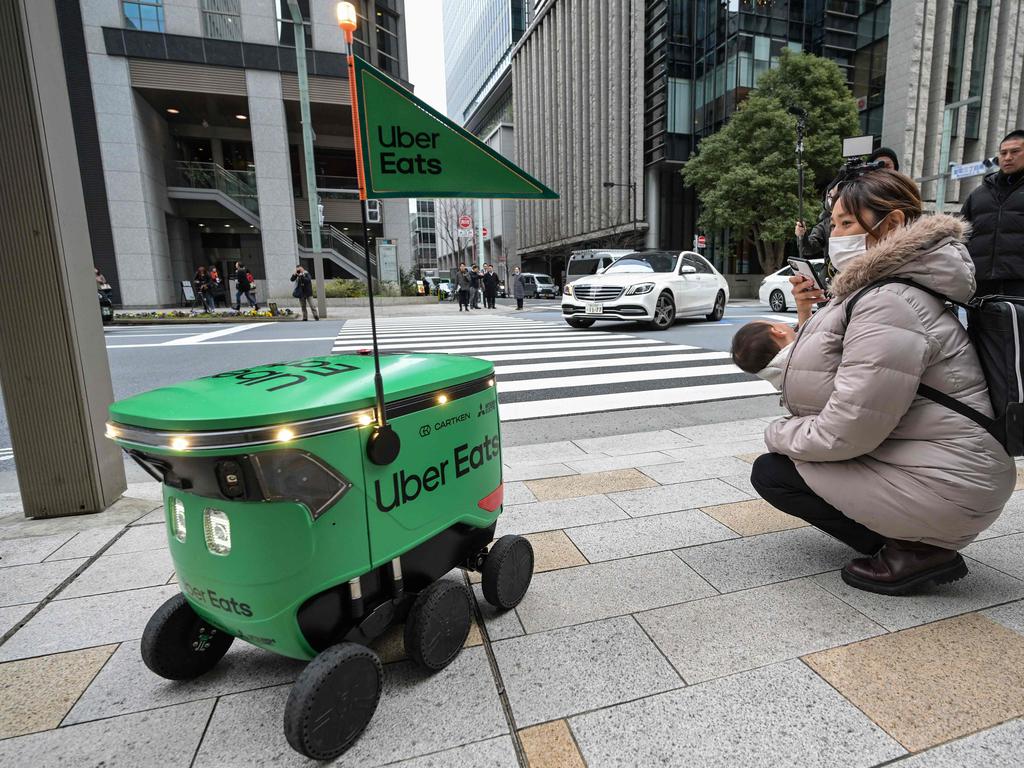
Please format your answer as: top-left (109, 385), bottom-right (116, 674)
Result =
top-left (474, 198), bottom-right (485, 269)
top-left (288, 0), bottom-right (327, 319)
top-left (935, 95), bottom-right (981, 213)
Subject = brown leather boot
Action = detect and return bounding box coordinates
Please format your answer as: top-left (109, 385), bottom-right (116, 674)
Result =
top-left (841, 539), bottom-right (968, 596)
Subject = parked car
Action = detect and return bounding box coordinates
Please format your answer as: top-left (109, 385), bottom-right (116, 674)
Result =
top-left (562, 250), bottom-right (729, 329)
top-left (520, 273), bottom-right (559, 299)
top-left (758, 259), bottom-right (825, 312)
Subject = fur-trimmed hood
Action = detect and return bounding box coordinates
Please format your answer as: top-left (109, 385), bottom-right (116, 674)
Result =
top-left (830, 213), bottom-right (976, 303)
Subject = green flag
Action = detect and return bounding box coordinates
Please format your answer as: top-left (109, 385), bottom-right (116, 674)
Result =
top-left (352, 56), bottom-right (557, 199)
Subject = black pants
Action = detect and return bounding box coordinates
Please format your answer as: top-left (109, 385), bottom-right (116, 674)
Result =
top-left (515, 297), bottom-right (524, 309)
top-left (976, 279), bottom-right (1024, 298)
top-left (484, 291), bottom-right (496, 308)
top-left (458, 289), bottom-right (469, 310)
top-left (750, 453), bottom-right (885, 555)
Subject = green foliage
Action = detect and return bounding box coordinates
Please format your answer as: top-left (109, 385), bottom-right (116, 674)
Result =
top-left (398, 268), bottom-right (420, 297)
top-left (324, 279), bottom-right (368, 298)
top-left (682, 50), bottom-right (859, 272)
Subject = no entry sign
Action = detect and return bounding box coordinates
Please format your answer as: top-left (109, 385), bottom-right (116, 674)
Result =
top-left (459, 215), bottom-right (472, 229)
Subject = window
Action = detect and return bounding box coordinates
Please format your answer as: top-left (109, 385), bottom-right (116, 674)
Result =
top-left (276, 0), bottom-right (312, 48)
top-left (123, 0), bottom-right (164, 32)
top-left (377, 10), bottom-right (400, 75)
top-left (203, 0), bottom-right (241, 41)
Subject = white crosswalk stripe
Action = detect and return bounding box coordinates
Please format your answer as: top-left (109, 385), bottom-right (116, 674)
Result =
top-left (333, 315), bottom-right (773, 420)
top-left (0, 448), bottom-right (14, 462)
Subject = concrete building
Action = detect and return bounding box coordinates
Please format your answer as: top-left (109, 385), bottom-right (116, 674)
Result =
top-left (510, 0), bottom-right (1024, 283)
top-left (65, 0), bottom-right (411, 307)
top-left (410, 200), bottom-right (438, 275)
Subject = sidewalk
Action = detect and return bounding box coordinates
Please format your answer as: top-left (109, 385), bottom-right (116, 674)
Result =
top-left (1, 421), bottom-right (1023, 766)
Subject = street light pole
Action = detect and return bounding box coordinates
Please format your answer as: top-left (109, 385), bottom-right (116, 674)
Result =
top-left (935, 95), bottom-right (981, 213)
top-left (287, 0), bottom-right (327, 320)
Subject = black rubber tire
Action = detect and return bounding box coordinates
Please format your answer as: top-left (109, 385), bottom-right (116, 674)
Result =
top-left (648, 292), bottom-right (676, 330)
top-left (567, 318), bottom-right (596, 328)
top-left (283, 643), bottom-right (383, 761)
top-left (141, 594), bottom-right (234, 681)
top-left (706, 290), bottom-right (727, 322)
top-left (769, 289), bottom-right (787, 313)
top-left (403, 579), bottom-right (473, 672)
top-left (481, 535), bottom-right (534, 610)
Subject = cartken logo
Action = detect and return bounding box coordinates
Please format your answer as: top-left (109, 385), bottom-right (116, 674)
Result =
top-left (419, 424), bottom-right (431, 437)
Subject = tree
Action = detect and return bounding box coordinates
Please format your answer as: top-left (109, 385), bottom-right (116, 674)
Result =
top-left (434, 198), bottom-right (472, 270)
top-left (682, 50), bottom-right (859, 273)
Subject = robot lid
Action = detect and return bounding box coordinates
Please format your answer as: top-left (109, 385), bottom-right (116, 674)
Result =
top-left (108, 353), bottom-right (495, 435)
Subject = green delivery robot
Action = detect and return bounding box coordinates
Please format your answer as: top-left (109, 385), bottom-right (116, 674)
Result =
top-left (106, 351), bottom-right (533, 760)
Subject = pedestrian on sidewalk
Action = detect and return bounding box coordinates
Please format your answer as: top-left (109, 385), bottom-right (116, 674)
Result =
top-left (482, 263), bottom-right (499, 309)
top-left (512, 266), bottom-right (525, 310)
top-left (290, 265), bottom-right (319, 321)
top-left (470, 264), bottom-right (482, 309)
top-left (454, 262), bottom-right (472, 312)
top-left (208, 265), bottom-right (222, 307)
top-left (752, 168), bottom-right (1014, 596)
top-left (961, 130), bottom-right (1024, 297)
top-left (193, 265), bottom-right (215, 313)
top-left (233, 261), bottom-right (258, 311)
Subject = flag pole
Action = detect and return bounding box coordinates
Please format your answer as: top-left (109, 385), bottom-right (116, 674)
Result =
top-left (340, 5), bottom-right (399, 465)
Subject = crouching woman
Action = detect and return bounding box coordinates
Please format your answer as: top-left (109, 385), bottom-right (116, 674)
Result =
top-left (751, 169), bottom-right (1015, 595)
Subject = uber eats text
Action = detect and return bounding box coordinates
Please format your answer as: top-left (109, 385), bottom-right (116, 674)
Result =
top-left (375, 435), bottom-right (500, 513)
top-left (377, 125), bottom-right (442, 176)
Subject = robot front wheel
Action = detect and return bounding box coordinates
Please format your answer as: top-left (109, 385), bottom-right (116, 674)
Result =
top-left (141, 594), bottom-right (235, 680)
top-left (481, 535), bottom-right (534, 610)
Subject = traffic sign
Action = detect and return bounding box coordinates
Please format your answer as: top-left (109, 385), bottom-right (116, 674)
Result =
top-left (695, 234), bottom-right (707, 249)
top-left (459, 214), bottom-right (472, 229)
top-left (950, 161), bottom-right (989, 180)
top-left (482, 227), bottom-right (488, 237)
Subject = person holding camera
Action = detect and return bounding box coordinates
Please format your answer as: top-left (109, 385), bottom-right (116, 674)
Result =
top-left (193, 265), bottom-right (215, 313)
top-left (454, 263), bottom-right (472, 311)
top-left (290, 265), bottom-right (318, 321)
top-left (755, 167), bottom-right (1014, 596)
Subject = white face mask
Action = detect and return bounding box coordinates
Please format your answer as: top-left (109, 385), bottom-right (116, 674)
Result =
top-left (828, 233), bottom-right (868, 271)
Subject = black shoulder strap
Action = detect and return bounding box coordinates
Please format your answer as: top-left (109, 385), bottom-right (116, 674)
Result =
top-left (844, 277), bottom-right (994, 433)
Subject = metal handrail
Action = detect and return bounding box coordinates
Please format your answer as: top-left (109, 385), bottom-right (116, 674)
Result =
top-left (175, 161), bottom-right (259, 215)
top-left (296, 221), bottom-right (374, 266)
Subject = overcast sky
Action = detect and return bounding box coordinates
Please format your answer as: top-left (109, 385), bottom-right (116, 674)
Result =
top-left (405, 0), bottom-right (448, 114)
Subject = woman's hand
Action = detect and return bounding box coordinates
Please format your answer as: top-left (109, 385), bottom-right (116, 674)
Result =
top-left (794, 220), bottom-right (806, 238)
top-left (790, 275), bottom-right (825, 326)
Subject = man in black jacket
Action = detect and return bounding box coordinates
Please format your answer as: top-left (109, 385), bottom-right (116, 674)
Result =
top-left (962, 130), bottom-right (1024, 297)
top-left (469, 264), bottom-right (482, 309)
top-left (290, 265), bottom-right (318, 321)
top-left (481, 263), bottom-right (499, 309)
top-left (233, 261), bottom-right (258, 311)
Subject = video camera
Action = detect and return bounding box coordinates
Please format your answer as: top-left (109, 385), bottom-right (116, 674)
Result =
top-left (820, 136), bottom-right (890, 210)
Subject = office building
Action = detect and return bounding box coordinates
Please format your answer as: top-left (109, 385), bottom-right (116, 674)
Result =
top-left (411, 200), bottom-right (438, 275)
top-left (63, 0), bottom-right (411, 306)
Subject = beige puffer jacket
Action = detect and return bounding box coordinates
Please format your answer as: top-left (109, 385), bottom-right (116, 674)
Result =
top-left (765, 214), bottom-right (1016, 549)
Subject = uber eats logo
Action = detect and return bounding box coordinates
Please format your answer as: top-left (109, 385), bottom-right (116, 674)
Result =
top-left (378, 125), bottom-right (442, 176)
top-left (375, 434), bottom-right (499, 513)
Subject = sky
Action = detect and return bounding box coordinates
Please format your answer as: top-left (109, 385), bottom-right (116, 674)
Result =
top-left (404, 0), bottom-right (448, 114)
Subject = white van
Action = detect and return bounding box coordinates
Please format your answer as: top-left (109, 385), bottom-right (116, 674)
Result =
top-left (564, 250), bottom-right (634, 292)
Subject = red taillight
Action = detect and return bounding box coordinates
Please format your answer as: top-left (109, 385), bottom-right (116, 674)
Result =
top-left (478, 483), bottom-right (504, 513)
top-left (356, 348), bottom-right (372, 356)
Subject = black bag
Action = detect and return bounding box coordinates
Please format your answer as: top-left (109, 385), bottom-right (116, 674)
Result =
top-left (845, 277), bottom-right (1024, 456)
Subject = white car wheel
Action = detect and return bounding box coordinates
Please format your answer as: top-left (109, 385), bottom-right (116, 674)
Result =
top-left (769, 289), bottom-right (787, 312)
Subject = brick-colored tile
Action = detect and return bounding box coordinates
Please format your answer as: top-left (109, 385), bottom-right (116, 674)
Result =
top-left (803, 613), bottom-right (1024, 752)
top-left (470, 530), bottom-right (588, 583)
top-left (735, 452), bottom-right (765, 464)
top-left (701, 499), bottom-right (809, 536)
top-left (525, 469), bottom-right (656, 501)
top-left (520, 719), bottom-right (586, 768)
top-left (0, 645), bottom-right (115, 738)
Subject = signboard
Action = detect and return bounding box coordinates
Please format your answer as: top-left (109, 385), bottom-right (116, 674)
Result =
top-left (180, 280), bottom-right (195, 302)
top-left (950, 161), bottom-right (989, 180)
top-left (457, 228), bottom-right (473, 239)
top-left (855, 96), bottom-right (868, 112)
top-left (351, 55), bottom-right (557, 199)
top-left (377, 239), bottom-right (399, 283)
top-left (458, 214), bottom-right (472, 229)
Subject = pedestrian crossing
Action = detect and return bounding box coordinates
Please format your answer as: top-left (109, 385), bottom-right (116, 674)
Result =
top-left (332, 315), bottom-right (775, 421)
top-left (0, 448), bottom-right (13, 463)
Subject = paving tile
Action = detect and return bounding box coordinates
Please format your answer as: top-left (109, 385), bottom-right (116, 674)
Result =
top-left (0, 645), bottom-right (115, 738)
top-left (639, 456), bottom-right (753, 485)
top-left (472, 584), bottom-right (524, 641)
top-left (569, 659), bottom-right (904, 768)
top-left (59, 549), bottom-right (175, 600)
top-left (804, 613), bottom-right (1024, 752)
top-left (502, 463), bottom-right (577, 482)
top-left (573, 430), bottom-right (695, 456)
top-left (495, 495), bottom-right (627, 537)
top-left (889, 719), bottom-right (1024, 767)
top-left (469, 530), bottom-right (587, 584)
top-left (502, 481), bottom-right (536, 506)
top-left (65, 639), bottom-right (303, 724)
top-left (720, 472), bottom-right (759, 497)
top-left (676, 527), bottom-right (851, 593)
top-left (493, 616), bottom-right (681, 727)
top-left (0, 533), bottom-right (73, 568)
top-left (44, 526), bottom-right (124, 561)
top-left (660, 439), bottom-right (767, 462)
top-left (519, 720), bottom-right (586, 768)
top-left (671, 418), bottom-right (772, 445)
top-left (635, 580), bottom-right (884, 684)
top-left (193, 647), bottom-right (507, 768)
top-left (103, 524), bottom-right (169, 555)
top-left (0, 585), bottom-right (179, 661)
top-left (371, 624), bottom-right (408, 664)
top-left (0, 699), bottom-right (214, 767)
top-left (736, 452), bottom-right (765, 464)
top-left (701, 498), bottom-right (809, 536)
top-left (390, 736), bottom-right (518, 768)
top-left (515, 552), bottom-right (717, 634)
top-left (963, 533), bottom-right (1024, 579)
top-left (0, 558), bottom-right (85, 607)
top-left (130, 507), bottom-right (166, 525)
top-left (125, 482), bottom-right (165, 503)
top-left (812, 559), bottom-right (1024, 632)
top-left (525, 468), bottom-right (656, 502)
top-left (1017, 466), bottom-right (1024, 490)
top-left (0, 604), bottom-right (31, 637)
top-left (983, 600), bottom-right (1024, 635)
top-left (564, 451), bottom-right (679, 474)
top-left (565, 509), bottom-right (737, 562)
top-left (0, 497), bottom-right (159, 540)
top-left (503, 441), bottom-right (588, 466)
top-left (607, 479), bottom-right (752, 517)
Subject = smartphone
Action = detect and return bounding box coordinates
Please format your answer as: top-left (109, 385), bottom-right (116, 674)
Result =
top-left (788, 257), bottom-right (826, 292)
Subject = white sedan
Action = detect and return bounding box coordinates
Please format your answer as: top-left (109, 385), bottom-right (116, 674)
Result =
top-left (561, 250), bottom-right (730, 330)
top-left (758, 260), bottom-right (824, 312)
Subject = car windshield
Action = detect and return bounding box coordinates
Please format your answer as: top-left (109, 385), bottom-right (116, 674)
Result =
top-left (535, 275), bottom-right (553, 284)
top-left (568, 258), bottom-right (603, 277)
top-left (604, 253), bottom-right (676, 274)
